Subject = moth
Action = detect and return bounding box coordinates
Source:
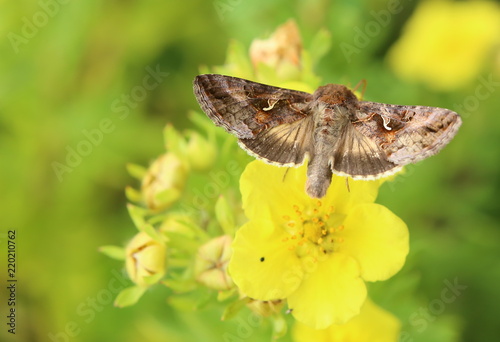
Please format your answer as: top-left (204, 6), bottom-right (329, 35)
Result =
top-left (193, 74), bottom-right (462, 198)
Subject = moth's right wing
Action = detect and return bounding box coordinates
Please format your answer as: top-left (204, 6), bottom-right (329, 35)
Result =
top-left (194, 74), bottom-right (315, 166)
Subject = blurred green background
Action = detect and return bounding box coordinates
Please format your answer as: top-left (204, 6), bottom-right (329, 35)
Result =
top-left (1, 0), bottom-right (499, 341)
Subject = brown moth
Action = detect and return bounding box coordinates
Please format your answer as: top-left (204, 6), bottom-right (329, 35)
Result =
top-left (193, 74), bottom-right (462, 198)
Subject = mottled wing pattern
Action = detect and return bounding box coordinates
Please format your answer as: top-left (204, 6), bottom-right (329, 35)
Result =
top-left (193, 74), bottom-right (313, 139)
top-left (354, 102), bottom-right (462, 165)
top-left (239, 114), bottom-right (315, 166)
top-left (329, 107), bottom-right (401, 179)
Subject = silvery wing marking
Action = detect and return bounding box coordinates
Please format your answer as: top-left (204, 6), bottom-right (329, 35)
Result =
top-left (354, 102), bottom-right (462, 165)
top-left (193, 74), bottom-right (315, 166)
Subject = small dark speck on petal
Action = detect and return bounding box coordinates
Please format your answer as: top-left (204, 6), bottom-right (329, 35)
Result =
top-left (260, 257), bottom-right (265, 262)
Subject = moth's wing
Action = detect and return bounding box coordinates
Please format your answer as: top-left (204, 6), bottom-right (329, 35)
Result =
top-left (193, 74), bottom-right (313, 139)
top-left (329, 107), bottom-right (401, 179)
top-left (355, 102), bottom-right (462, 165)
top-left (238, 114), bottom-right (315, 166)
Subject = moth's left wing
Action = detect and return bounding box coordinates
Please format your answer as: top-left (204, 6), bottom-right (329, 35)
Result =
top-left (194, 74), bottom-right (315, 166)
top-left (354, 101), bottom-right (462, 165)
top-left (193, 74), bottom-right (313, 139)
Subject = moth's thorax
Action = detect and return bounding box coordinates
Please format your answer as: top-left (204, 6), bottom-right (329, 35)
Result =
top-left (312, 84), bottom-right (359, 109)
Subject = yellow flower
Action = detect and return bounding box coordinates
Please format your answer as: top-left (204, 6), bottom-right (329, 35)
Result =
top-left (228, 161), bottom-right (408, 329)
top-left (292, 298), bottom-right (401, 342)
top-left (125, 231), bottom-right (166, 287)
top-left (388, 1), bottom-right (500, 91)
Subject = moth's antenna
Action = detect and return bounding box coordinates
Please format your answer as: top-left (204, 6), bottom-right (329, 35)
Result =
top-left (352, 79), bottom-right (367, 100)
top-left (345, 177), bottom-right (351, 192)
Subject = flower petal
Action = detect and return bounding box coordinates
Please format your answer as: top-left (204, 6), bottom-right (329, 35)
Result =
top-left (240, 160), bottom-right (308, 219)
top-left (229, 220), bottom-right (303, 300)
top-left (240, 161), bottom-right (385, 220)
top-left (322, 175), bottom-right (384, 215)
top-left (339, 203), bottom-right (409, 282)
top-left (292, 298), bottom-right (401, 342)
top-left (287, 253), bottom-right (367, 329)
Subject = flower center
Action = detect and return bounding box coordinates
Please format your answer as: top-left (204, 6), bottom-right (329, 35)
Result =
top-left (281, 200), bottom-right (345, 258)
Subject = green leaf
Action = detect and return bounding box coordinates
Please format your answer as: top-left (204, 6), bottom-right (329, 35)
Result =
top-left (163, 123), bottom-right (185, 155)
top-left (140, 223), bottom-right (162, 242)
top-left (127, 203), bottom-right (147, 229)
top-left (221, 297), bottom-right (250, 321)
top-left (125, 186), bottom-right (142, 203)
top-left (114, 286), bottom-right (146, 308)
top-left (99, 245), bottom-right (126, 260)
top-left (126, 163), bottom-right (147, 180)
top-left (217, 287), bottom-right (237, 302)
top-left (271, 314), bottom-right (288, 339)
top-left (154, 187), bottom-right (181, 207)
top-left (163, 277), bottom-right (197, 293)
top-left (215, 195), bottom-right (235, 235)
top-left (309, 27), bottom-right (331, 67)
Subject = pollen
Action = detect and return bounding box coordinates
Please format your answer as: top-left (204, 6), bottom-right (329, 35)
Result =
top-left (288, 222), bottom-right (296, 228)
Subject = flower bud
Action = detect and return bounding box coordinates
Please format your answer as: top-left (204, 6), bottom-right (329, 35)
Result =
top-left (125, 231), bottom-right (166, 287)
top-left (141, 153), bottom-right (187, 211)
top-left (250, 19), bottom-right (302, 70)
top-left (194, 235), bottom-right (234, 290)
top-left (185, 131), bottom-right (217, 171)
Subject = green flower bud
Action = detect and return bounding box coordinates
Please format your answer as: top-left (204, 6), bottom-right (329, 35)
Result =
top-left (125, 231), bottom-right (166, 287)
top-left (186, 131), bottom-right (217, 171)
top-left (194, 235), bottom-right (234, 291)
top-left (141, 153), bottom-right (187, 212)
